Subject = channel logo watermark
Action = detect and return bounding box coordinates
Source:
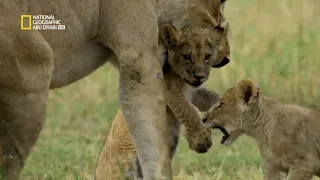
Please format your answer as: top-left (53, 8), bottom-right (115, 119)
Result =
top-left (20, 15), bottom-right (66, 30)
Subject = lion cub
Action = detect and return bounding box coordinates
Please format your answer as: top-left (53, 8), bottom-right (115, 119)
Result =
top-left (160, 20), bottom-right (230, 153)
top-left (203, 79), bottom-right (320, 180)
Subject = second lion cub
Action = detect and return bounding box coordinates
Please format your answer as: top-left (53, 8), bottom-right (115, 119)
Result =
top-left (203, 79), bottom-right (320, 180)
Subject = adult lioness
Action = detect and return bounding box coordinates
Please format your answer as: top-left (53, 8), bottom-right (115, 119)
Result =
top-left (203, 79), bottom-right (320, 180)
top-left (0, 0), bottom-right (229, 179)
top-left (95, 17), bottom-right (230, 179)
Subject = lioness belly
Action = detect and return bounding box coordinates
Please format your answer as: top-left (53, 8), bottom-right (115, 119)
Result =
top-left (49, 41), bottom-right (112, 89)
top-left (49, 39), bottom-right (167, 89)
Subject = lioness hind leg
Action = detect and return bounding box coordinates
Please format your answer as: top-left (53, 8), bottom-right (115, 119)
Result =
top-left (120, 108), bottom-right (180, 180)
top-left (126, 156), bottom-right (143, 180)
top-left (100, 0), bottom-right (171, 179)
top-left (117, 49), bottom-right (171, 180)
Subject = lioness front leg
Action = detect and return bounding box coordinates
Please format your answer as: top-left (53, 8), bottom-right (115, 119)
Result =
top-left (166, 87), bottom-right (212, 153)
top-left (100, 0), bottom-right (171, 179)
top-left (0, 32), bottom-right (53, 179)
top-left (191, 87), bottom-right (220, 112)
top-left (0, 89), bottom-right (49, 180)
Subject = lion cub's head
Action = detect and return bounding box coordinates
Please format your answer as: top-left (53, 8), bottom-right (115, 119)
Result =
top-left (159, 17), bottom-right (230, 87)
top-left (203, 79), bottom-right (260, 146)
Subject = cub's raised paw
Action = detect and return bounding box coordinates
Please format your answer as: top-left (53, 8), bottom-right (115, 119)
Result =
top-left (186, 124), bottom-right (212, 153)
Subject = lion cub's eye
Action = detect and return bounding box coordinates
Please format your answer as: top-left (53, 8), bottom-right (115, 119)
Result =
top-left (181, 54), bottom-right (192, 62)
top-left (204, 54), bottom-right (212, 61)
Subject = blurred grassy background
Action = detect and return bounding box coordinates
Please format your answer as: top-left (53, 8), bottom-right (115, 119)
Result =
top-left (20, 0), bottom-right (320, 179)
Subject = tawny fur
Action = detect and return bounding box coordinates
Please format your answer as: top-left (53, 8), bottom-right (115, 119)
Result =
top-left (95, 17), bottom-right (230, 179)
top-left (95, 109), bottom-right (142, 180)
top-left (204, 79), bottom-right (320, 180)
top-left (0, 0), bottom-right (229, 179)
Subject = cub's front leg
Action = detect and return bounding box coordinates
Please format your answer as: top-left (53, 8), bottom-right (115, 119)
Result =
top-left (259, 144), bottom-right (284, 180)
top-left (166, 84), bottom-right (212, 153)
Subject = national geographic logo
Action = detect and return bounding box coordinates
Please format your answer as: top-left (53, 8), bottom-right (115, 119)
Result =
top-left (20, 15), bottom-right (66, 31)
top-left (20, 15), bottom-right (32, 30)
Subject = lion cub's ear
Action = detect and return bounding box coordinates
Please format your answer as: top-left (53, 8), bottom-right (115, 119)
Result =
top-left (235, 79), bottom-right (259, 105)
top-left (212, 55), bottom-right (230, 68)
top-left (159, 24), bottom-right (180, 49)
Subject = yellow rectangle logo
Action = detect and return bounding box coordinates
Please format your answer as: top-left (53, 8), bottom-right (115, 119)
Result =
top-left (20, 15), bottom-right (32, 30)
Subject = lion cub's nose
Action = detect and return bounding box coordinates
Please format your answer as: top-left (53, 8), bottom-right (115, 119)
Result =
top-left (193, 72), bottom-right (205, 80)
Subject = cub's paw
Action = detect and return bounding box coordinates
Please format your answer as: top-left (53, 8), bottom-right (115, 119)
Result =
top-left (186, 124), bottom-right (212, 153)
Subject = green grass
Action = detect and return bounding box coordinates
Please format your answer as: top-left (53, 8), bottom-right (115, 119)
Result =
top-left (20, 0), bottom-right (320, 179)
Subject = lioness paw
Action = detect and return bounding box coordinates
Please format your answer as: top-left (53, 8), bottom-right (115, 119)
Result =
top-left (186, 124), bottom-right (212, 153)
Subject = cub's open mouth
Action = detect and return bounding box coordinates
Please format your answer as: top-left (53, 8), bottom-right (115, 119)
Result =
top-left (213, 126), bottom-right (229, 144)
top-left (190, 81), bottom-right (202, 87)
top-left (183, 78), bottom-right (203, 87)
